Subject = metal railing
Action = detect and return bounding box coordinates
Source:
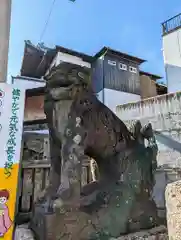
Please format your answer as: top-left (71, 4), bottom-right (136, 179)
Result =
top-left (162, 13), bottom-right (181, 35)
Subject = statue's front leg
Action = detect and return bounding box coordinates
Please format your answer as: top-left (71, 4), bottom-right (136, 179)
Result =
top-left (54, 142), bottom-right (84, 209)
top-left (54, 115), bottom-right (86, 208)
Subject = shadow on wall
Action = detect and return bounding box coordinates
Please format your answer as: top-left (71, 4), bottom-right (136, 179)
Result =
top-left (116, 92), bottom-right (181, 219)
top-left (165, 63), bottom-right (181, 93)
top-left (154, 131), bottom-right (181, 153)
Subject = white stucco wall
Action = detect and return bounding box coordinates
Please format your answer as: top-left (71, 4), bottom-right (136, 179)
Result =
top-left (96, 90), bottom-right (104, 103)
top-left (12, 77), bottom-right (45, 90)
top-left (56, 52), bottom-right (91, 68)
top-left (103, 88), bottom-right (141, 113)
top-left (163, 28), bottom-right (181, 67)
top-left (165, 64), bottom-right (181, 93)
top-left (45, 51), bottom-right (91, 76)
top-left (163, 28), bottom-right (181, 92)
top-left (116, 92), bottom-right (181, 210)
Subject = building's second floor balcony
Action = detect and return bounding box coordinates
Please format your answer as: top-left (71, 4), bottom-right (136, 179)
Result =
top-left (162, 13), bottom-right (181, 35)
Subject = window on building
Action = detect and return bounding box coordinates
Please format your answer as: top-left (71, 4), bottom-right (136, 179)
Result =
top-left (119, 63), bottom-right (127, 71)
top-left (129, 66), bottom-right (137, 73)
top-left (108, 60), bottom-right (116, 66)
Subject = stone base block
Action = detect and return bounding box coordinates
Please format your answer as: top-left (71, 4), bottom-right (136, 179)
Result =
top-left (30, 205), bottom-right (56, 240)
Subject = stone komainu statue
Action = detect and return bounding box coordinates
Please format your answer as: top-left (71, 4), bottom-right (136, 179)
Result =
top-left (31, 62), bottom-right (158, 240)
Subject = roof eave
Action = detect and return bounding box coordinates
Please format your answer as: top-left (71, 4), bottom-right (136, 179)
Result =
top-left (94, 46), bottom-right (146, 64)
top-left (140, 71), bottom-right (162, 80)
top-left (20, 41), bottom-right (45, 78)
top-left (55, 45), bottom-right (93, 63)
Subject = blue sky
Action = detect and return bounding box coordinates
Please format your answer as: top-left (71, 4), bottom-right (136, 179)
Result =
top-left (8, 0), bottom-right (181, 82)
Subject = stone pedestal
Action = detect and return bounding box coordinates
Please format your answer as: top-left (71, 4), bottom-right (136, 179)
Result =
top-left (14, 224), bottom-right (168, 240)
top-left (34, 63), bottom-right (159, 240)
top-left (30, 205), bottom-right (57, 240)
top-left (165, 180), bottom-right (181, 240)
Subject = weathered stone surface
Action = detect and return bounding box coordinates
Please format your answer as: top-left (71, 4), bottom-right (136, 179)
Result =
top-left (115, 93), bottom-right (181, 215)
top-left (148, 225), bottom-right (167, 234)
top-left (165, 180), bottom-right (181, 240)
top-left (111, 225), bottom-right (168, 240)
top-left (31, 63), bottom-right (159, 239)
top-left (14, 224), bottom-right (35, 240)
top-left (23, 133), bottom-right (45, 162)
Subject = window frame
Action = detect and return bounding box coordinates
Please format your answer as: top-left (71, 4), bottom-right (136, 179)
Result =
top-left (119, 62), bottom-right (127, 71)
top-left (108, 60), bottom-right (116, 66)
top-left (129, 66), bottom-right (137, 74)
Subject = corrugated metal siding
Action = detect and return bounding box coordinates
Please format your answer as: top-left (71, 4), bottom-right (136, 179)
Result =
top-left (91, 58), bottom-right (104, 93)
top-left (104, 55), bottom-right (140, 94)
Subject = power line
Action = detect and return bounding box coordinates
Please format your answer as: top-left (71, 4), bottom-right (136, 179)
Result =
top-left (39, 0), bottom-right (76, 43)
top-left (39, 0), bottom-right (57, 42)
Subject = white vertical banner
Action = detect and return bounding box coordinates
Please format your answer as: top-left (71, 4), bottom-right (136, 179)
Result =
top-left (0, 83), bottom-right (25, 239)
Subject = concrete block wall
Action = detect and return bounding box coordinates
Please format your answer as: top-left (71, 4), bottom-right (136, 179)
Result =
top-left (116, 91), bottom-right (181, 209)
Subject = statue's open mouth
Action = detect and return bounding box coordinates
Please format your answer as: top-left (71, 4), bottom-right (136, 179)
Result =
top-left (44, 62), bottom-right (91, 101)
top-left (45, 62), bottom-right (91, 88)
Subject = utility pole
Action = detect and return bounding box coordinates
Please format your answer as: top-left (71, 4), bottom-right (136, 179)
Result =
top-left (0, 0), bottom-right (12, 82)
